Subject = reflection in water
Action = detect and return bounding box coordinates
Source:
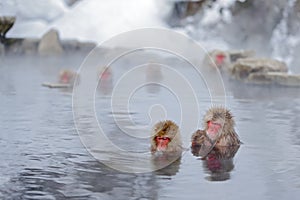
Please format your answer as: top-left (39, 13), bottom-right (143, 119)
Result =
top-left (192, 146), bottom-right (240, 181)
top-left (152, 152), bottom-right (182, 177)
top-left (227, 78), bottom-right (300, 101)
top-left (2, 158), bottom-right (159, 199)
top-left (145, 63), bottom-right (163, 94)
top-left (2, 54), bottom-right (300, 199)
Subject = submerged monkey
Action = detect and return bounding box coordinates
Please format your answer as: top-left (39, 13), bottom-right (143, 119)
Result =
top-left (151, 120), bottom-right (182, 175)
top-left (191, 106), bottom-right (241, 154)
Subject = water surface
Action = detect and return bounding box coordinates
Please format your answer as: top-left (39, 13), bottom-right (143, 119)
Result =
top-left (1, 53), bottom-right (300, 199)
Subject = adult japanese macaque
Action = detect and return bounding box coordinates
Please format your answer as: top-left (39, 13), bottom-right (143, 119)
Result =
top-left (191, 106), bottom-right (241, 156)
top-left (151, 120), bottom-right (182, 153)
top-left (145, 63), bottom-right (163, 94)
top-left (59, 69), bottom-right (77, 85)
top-left (204, 49), bottom-right (255, 71)
top-left (204, 50), bottom-right (230, 69)
top-left (151, 120), bottom-right (182, 175)
top-left (98, 67), bottom-right (113, 95)
top-left (98, 67), bottom-right (112, 80)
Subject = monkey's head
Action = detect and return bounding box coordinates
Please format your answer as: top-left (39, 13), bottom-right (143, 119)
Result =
top-left (151, 120), bottom-right (182, 153)
top-left (208, 50), bottom-right (229, 68)
top-left (215, 53), bottom-right (226, 67)
top-left (59, 70), bottom-right (76, 84)
top-left (99, 67), bottom-right (112, 80)
top-left (203, 106), bottom-right (235, 141)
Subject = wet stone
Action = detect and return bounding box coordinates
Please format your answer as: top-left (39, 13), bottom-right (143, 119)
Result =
top-left (0, 43), bottom-right (4, 55)
top-left (38, 29), bottom-right (64, 56)
top-left (231, 58), bottom-right (288, 80)
top-left (248, 72), bottom-right (300, 87)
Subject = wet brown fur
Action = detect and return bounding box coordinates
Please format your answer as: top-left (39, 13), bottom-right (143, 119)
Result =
top-left (151, 120), bottom-right (182, 153)
top-left (191, 106), bottom-right (240, 147)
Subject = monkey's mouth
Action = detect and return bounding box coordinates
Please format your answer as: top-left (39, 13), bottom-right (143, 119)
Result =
top-left (155, 136), bottom-right (171, 151)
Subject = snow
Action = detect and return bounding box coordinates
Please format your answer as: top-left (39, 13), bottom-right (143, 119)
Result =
top-left (1, 0), bottom-right (171, 43)
top-left (51, 0), bottom-right (170, 42)
top-left (201, 0), bottom-right (236, 25)
top-left (0, 0), bottom-right (67, 21)
top-left (1, 0), bottom-right (241, 43)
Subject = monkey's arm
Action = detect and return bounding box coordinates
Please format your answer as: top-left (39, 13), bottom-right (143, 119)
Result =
top-left (191, 130), bottom-right (206, 147)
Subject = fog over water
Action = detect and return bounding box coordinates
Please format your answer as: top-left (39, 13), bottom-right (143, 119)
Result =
top-left (1, 0), bottom-right (300, 199)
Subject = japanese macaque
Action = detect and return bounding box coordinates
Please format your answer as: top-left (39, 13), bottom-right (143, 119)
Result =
top-left (145, 63), bottom-right (163, 94)
top-left (204, 50), bottom-right (230, 69)
top-left (191, 106), bottom-right (241, 150)
top-left (98, 67), bottom-right (112, 80)
top-left (151, 120), bottom-right (182, 153)
top-left (204, 49), bottom-right (255, 71)
top-left (59, 69), bottom-right (77, 85)
top-left (98, 67), bottom-right (113, 95)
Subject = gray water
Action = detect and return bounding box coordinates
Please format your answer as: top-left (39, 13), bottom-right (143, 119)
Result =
top-left (1, 52), bottom-right (300, 200)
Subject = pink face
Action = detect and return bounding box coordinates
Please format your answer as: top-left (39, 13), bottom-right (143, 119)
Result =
top-left (155, 136), bottom-right (171, 151)
top-left (100, 69), bottom-right (111, 80)
top-left (216, 54), bottom-right (225, 66)
top-left (207, 121), bottom-right (222, 139)
top-left (61, 73), bottom-right (71, 84)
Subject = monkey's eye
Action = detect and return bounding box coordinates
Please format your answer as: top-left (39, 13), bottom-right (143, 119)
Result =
top-left (208, 121), bottom-right (222, 128)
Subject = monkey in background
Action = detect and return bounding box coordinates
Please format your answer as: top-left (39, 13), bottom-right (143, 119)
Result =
top-left (59, 69), bottom-right (78, 85)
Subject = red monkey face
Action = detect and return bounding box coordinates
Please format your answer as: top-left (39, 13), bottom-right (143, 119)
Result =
top-left (207, 121), bottom-right (222, 140)
top-left (61, 73), bottom-right (70, 83)
top-left (155, 136), bottom-right (171, 151)
top-left (216, 54), bottom-right (225, 67)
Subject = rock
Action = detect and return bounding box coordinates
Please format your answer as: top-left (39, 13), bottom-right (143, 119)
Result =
top-left (168, 1), bottom-right (206, 25)
top-left (0, 43), bottom-right (4, 55)
top-left (42, 82), bottom-right (72, 88)
top-left (22, 38), bottom-right (39, 55)
top-left (231, 58), bottom-right (288, 80)
top-left (61, 40), bottom-right (96, 52)
top-left (248, 72), bottom-right (300, 87)
top-left (228, 50), bottom-right (255, 63)
top-left (38, 29), bottom-right (64, 56)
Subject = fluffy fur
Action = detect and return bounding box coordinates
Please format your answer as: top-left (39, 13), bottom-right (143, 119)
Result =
top-left (151, 120), bottom-right (182, 153)
top-left (192, 106), bottom-right (240, 147)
